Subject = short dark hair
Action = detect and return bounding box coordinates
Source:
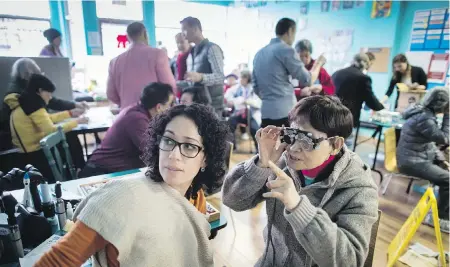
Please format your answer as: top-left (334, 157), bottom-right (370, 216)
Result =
top-left (127, 22), bottom-right (146, 41)
top-left (180, 16), bottom-right (202, 31)
top-left (366, 52), bottom-right (375, 61)
top-left (182, 87), bottom-right (211, 106)
top-left (140, 82), bottom-right (173, 110)
top-left (275, 18), bottom-right (296, 36)
top-left (289, 95), bottom-right (353, 139)
top-left (295, 39), bottom-right (312, 53)
top-left (142, 104), bottom-right (230, 199)
top-left (26, 74), bottom-right (55, 93)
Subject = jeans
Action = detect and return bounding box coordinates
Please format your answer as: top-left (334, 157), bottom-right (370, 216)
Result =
top-left (398, 162), bottom-right (449, 220)
top-left (229, 114), bottom-right (259, 152)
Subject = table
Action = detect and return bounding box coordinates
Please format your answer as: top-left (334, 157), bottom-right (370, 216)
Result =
top-left (69, 107), bottom-right (115, 157)
top-left (353, 112), bottom-right (404, 180)
top-left (9, 168), bottom-right (227, 233)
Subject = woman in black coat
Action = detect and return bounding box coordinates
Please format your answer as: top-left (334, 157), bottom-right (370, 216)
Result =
top-left (382, 54), bottom-right (428, 108)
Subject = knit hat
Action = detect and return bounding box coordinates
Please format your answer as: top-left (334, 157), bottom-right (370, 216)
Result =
top-left (43, 28), bottom-right (61, 43)
top-left (26, 74), bottom-right (56, 94)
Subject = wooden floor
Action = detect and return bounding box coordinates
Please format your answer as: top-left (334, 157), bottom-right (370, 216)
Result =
top-left (208, 139), bottom-right (449, 267)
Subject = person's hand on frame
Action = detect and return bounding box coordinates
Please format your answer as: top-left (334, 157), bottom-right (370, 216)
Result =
top-left (256, 126), bottom-right (287, 168)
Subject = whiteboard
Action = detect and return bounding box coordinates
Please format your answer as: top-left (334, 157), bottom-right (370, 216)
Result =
top-left (405, 51), bottom-right (433, 74)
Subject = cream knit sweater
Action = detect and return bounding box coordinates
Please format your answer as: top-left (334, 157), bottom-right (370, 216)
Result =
top-left (73, 174), bottom-right (214, 267)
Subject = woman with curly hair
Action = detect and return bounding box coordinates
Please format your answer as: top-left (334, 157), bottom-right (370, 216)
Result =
top-left (35, 104), bottom-right (230, 267)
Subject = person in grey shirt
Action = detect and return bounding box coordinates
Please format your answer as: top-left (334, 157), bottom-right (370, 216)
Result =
top-left (253, 18), bottom-right (323, 128)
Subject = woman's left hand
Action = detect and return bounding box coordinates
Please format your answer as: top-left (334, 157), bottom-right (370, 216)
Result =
top-left (75, 101), bottom-right (89, 111)
top-left (263, 161), bottom-right (300, 211)
top-left (70, 108), bottom-right (84, 118)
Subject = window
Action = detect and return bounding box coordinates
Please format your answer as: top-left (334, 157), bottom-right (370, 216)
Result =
top-left (1, 1), bottom-right (50, 19)
top-left (100, 22), bottom-right (129, 59)
top-left (154, 0), bottom-right (227, 65)
top-left (96, 0), bottom-right (143, 21)
top-left (0, 18), bottom-right (50, 57)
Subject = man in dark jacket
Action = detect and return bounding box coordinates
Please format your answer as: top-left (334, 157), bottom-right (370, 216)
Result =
top-left (397, 87), bottom-right (449, 233)
top-left (332, 53), bottom-right (385, 128)
top-left (181, 17), bottom-right (224, 118)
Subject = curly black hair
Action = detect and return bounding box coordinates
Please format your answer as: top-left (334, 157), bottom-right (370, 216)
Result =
top-left (142, 104), bottom-right (231, 200)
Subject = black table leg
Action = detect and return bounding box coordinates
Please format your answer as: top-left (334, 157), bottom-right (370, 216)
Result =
top-left (82, 133), bottom-right (88, 158)
top-left (353, 125), bottom-right (360, 152)
top-left (371, 126), bottom-right (383, 182)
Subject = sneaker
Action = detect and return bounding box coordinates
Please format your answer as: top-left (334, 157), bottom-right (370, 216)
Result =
top-left (422, 213), bottom-right (450, 234)
top-left (439, 219), bottom-right (450, 234)
top-left (241, 133), bottom-right (250, 140)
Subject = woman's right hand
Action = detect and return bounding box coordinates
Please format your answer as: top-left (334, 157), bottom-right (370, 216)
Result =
top-left (76, 116), bottom-right (89, 125)
top-left (70, 108), bottom-right (84, 118)
top-left (256, 126), bottom-right (287, 168)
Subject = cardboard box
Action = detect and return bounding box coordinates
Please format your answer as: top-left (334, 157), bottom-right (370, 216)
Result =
top-left (396, 84), bottom-right (427, 113)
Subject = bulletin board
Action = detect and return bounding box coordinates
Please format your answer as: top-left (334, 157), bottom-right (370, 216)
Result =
top-left (360, 47), bottom-right (391, 73)
top-left (408, 7), bottom-right (449, 88)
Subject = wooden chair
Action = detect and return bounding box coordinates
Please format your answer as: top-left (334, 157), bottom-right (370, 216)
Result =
top-left (364, 210), bottom-right (382, 267)
top-left (379, 127), bottom-right (424, 195)
top-left (40, 126), bottom-right (77, 182)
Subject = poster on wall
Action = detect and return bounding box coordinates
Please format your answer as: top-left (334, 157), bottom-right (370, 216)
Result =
top-left (332, 1), bottom-right (341, 11)
top-left (371, 1), bottom-right (392, 19)
top-left (316, 29), bottom-right (354, 74)
top-left (321, 1), bottom-right (330, 12)
top-left (343, 1), bottom-right (354, 10)
top-left (300, 2), bottom-right (309, 15)
top-left (355, 0), bottom-right (364, 7)
top-left (320, 1), bottom-right (331, 12)
top-left (360, 47), bottom-right (390, 73)
top-left (427, 53), bottom-right (449, 84)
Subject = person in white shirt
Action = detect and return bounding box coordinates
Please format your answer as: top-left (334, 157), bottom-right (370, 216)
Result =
top-left (225, 70), bottom-right (261, 152)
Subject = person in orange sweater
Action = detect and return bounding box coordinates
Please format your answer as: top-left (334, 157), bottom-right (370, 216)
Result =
top-left (5, 74), bottom-right (88, 182)
top-left (35, 104), bottom-right (230, 267)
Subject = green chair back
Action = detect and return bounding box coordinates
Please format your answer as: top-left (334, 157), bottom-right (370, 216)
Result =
top-left (39, 126), bottom-right (76, 182)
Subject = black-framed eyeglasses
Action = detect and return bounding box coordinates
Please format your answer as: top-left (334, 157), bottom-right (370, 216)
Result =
top-left (280, 127), bottom-right (334, 151)
top-left (158, 136), bottom-right (203, 158)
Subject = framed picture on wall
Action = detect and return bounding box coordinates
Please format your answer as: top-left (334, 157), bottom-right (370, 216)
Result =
top-left (321, 1), bottom-right (330, 12)
top-left (332, 1), bottom-right (341, 11)
top-left (371, 0), bottom-right (392, 19)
